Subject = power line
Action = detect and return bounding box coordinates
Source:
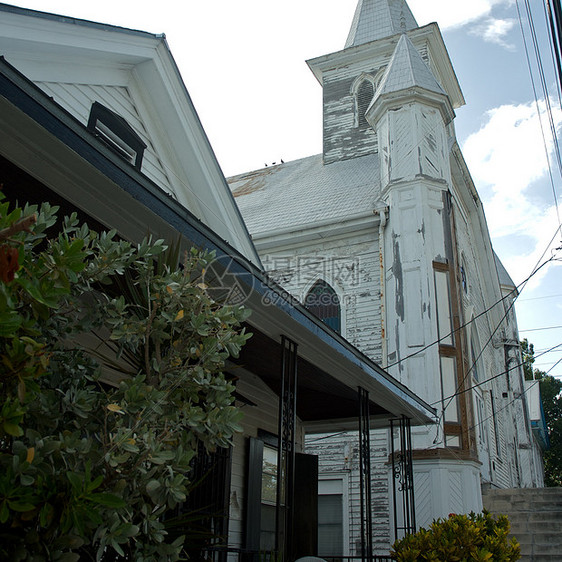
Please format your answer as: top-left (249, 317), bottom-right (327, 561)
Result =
top-left (520, 324), bottom-right (562, 332)
top-left (534, 342), bottom-right (562, 352)
top-left (467, 354), bottom-right (562, 435)
top-left (516, 0), bottom-right (562, 225)
top-left (435, 340), bottom-right (562, 406)
top-left (518, 292), bottom-right (562, 301)
top-left (386, 247), bottom-right (559, 371)
top-left (548, 0), bottom-right (562, 104)
top-left (544, 0), bottom-right (562, 107)
top-left (437, 230), bottom-right (562, 419)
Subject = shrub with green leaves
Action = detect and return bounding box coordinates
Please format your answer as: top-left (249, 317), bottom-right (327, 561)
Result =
top-left (0, 195), bottom-right (251, 561)
top-left (391, 510), bottom-right (521, 562)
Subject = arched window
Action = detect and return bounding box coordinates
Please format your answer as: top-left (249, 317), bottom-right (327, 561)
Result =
top-left (356, 80), bottom-right (375, 128)
top-left (460, 255), bottom-right (468, 295)
top-left (305, 280), bottom-right (341, 333)
top-left (470, 326), bottom-right (481, 382)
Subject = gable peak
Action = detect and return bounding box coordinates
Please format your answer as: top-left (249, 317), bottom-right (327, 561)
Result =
top-left (345, 0), bottom-right (418, 48)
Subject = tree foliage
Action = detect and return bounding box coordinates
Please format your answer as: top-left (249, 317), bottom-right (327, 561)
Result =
top-left (0, 196), bottom-right (251, 560)
top-left (521, 338), bottom-right (562, 487)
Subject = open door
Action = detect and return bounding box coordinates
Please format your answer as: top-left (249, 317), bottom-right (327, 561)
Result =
top-left (291, 452), bottom-right (318, 559)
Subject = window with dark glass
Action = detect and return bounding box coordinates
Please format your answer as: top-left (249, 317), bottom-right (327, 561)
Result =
top-left (246, 436), bottom-right (319, 558)
top-left (471, 341), bottom-right (479, 382)
top-left (460, 263), bottom-right (468, 294)
top-left (246, 437), bottom-right (281, 555)
top-left (87, 101), bottom-right (146, 170)
top-left (357, 80), bottom-right (375, 127)
top-left (490, 393), bottom-right (502, 457)
top-left (305, 280), bottom-right (341, 333)
top-left (318, 493), bottom-right (343, 557)
top-left (260, 444), bottom-right (279, 551)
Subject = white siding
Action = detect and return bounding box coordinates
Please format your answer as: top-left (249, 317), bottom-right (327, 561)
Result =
top-left (35, 81), bottom-right (174, 193)
top-left (262, 231), bottom-right (383, 364)
top-left (228, 370), bottom-right (305, 551)
top-left (306, 429), bottom-right (391, 556)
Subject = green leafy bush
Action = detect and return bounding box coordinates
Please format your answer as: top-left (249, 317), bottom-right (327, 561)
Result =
top-left (391, 510), bottom-right (521, 562)
top-left (0, 196), bottom-right (251, 560)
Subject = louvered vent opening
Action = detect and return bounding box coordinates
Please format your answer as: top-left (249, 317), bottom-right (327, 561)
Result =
top-left (87, 101), bottom-right (147, 170)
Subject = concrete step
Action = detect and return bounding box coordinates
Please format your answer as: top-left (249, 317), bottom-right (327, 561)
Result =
top-left (482, 487), bottom-right (562, 562)
top-left (534, 543), bottom-right (562, 556)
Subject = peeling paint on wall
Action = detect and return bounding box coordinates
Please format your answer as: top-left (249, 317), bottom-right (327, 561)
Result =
top-left (394, 317), bottom-right (402, 372)
top-left (418, 219), bottom-right (426, 241)
top-left (392, 231), bottom-right (404, 322)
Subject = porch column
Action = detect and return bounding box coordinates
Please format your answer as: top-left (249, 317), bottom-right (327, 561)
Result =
top-left (277, 335), bottom-right (298, 560)
top-left (390, 416), bottom-right (416, 541)
top-left (358, 386), bottom-right (373, 562)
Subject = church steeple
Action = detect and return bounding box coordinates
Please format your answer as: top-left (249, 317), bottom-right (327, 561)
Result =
top-left (366, 33), bottom-right (454, 190)
top-left (371, 34), bottom-right (447, 103)
top-left (345, 0), bottom-right (418, 48)
top-left (307, 0), bottom-right (463, 164)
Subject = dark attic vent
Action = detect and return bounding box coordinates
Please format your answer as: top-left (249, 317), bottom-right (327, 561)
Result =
top-left (87, 101), bottom-right (147, 170)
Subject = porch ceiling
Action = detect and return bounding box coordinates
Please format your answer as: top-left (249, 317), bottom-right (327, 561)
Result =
top-left (234, 327), bottom-right (391, 427)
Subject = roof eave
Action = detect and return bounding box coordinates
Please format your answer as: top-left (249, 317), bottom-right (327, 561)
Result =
top-left (0, 5), bottom-right (262, 266)
top-left (0, 57), bottom-right (436, 426)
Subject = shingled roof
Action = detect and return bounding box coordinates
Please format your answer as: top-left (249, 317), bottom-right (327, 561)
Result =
top-left (373, 33), bottom-right (447, 100)
top-left (344, 0), bottom-right (418, 48)
top-left (228, 154), bottom-right (381, 235)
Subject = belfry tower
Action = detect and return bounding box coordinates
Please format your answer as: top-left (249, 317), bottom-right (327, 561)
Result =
top-left (307, 0), bottom-right (483, 529)
top-left (230, 0), bottom-right (544, 553)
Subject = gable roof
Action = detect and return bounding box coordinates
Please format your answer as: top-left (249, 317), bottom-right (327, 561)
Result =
top-left (494, 252), bottom-right (518, 295)
top-left (228, 153), bottom-right (382, 239)
top-left (0, 2), bottom-right (261, 265)
top-left (345, 0), bottom-right (418, 48)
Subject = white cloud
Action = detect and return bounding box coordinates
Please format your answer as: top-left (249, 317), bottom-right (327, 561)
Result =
top-left (463, 100), bottom-right (562, 287)
top-left (410, 0), bottom-right (513, 29)
top-left (470, 18), bottom-right (517, 49)
top-left (503, 207), bottom-right (561, 290)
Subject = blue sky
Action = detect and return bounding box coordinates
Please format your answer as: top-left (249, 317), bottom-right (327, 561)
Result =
top-left (7, 0), bottom-right (562, 378)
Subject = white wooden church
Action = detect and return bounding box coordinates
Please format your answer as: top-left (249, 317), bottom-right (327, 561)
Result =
top-left (228, 0), bottom-right (546, 556)
top-left (0, 0), bottom-right (548, 559)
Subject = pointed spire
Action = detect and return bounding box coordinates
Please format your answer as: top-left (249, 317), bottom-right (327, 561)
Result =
top-left (373, 34), bottom-right (446, 99)
top-left (345, 0), bottom-right (418, 48)
top-left (366, 34), bottom-right (454, 127)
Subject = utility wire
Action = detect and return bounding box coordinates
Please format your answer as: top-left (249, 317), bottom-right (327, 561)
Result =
top-left (526, 0), bottom-right (562, 178)
top-left (433, 227), bottom-right (562, 424)
top-left (544, 0), bottom-right (562, 108)
top-left (431, 342), bottom-right (561, 448)
top-left (467, 354), bottom-right (562, 435)
top-left (517, 0), bottom-right (562, 225)
top-left (386, 244), bottom-right (560, 371)
top-left (435, 340), bottom-right (562, 406)
top-left (518, 291), bottom-right (562, 301)
top-left (533, 341), bottom-right (562, 352)
top-left (440, 294), bottom-right (517, 417)
top-left (520, 324), bottom-right (562, 332)
top-left (550, 0), bottom-right (562, 95)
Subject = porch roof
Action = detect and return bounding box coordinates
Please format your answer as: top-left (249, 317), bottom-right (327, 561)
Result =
top-left (0, 56), bottom-right (436, 431)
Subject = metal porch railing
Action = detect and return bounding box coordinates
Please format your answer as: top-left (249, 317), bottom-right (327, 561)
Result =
top-left (199, 548), bottom-right (395, 562)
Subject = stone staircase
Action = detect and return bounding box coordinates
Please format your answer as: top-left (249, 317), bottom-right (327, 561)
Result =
top-left (482, 487), bottom-right (562, 562)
